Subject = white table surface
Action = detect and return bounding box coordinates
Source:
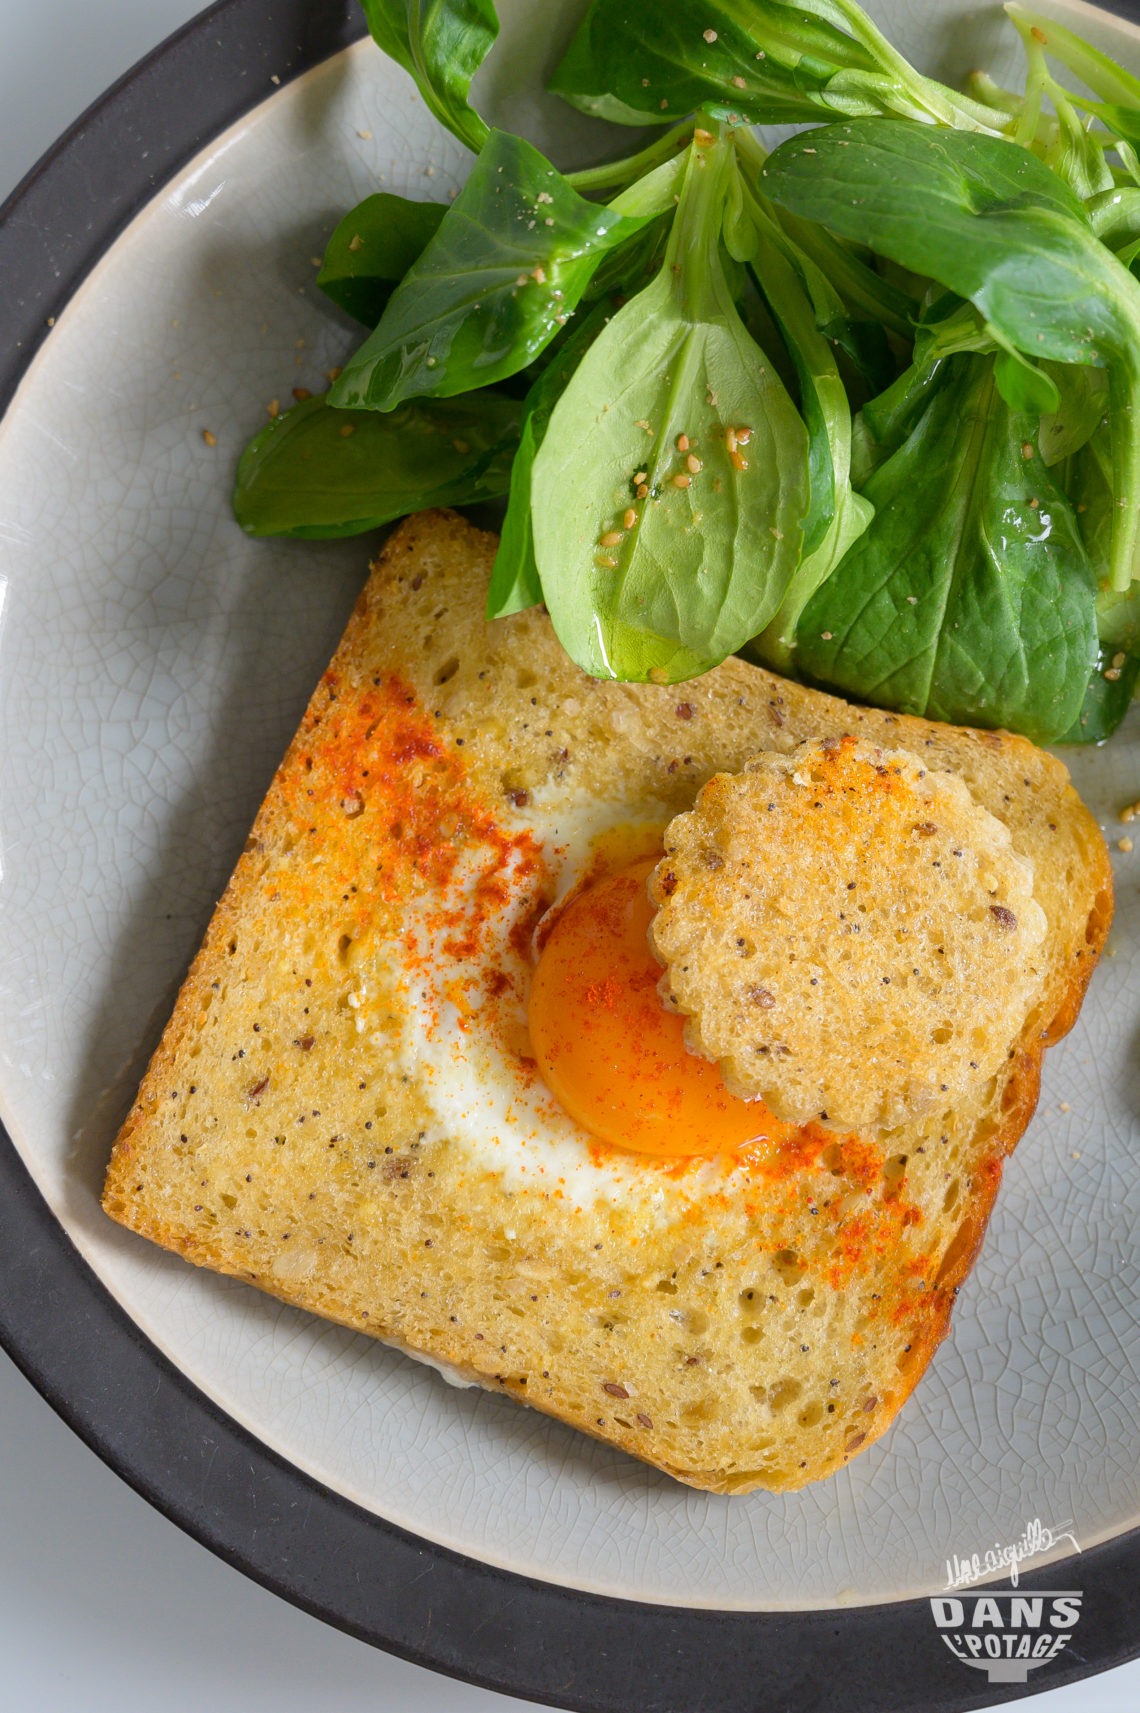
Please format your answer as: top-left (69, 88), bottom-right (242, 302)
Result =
top-left (2, 5), bottom-right (1139, 1710)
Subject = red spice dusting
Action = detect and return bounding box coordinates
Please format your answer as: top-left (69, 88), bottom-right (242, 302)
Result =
top-left (275, 671), bottom-right (545, 985)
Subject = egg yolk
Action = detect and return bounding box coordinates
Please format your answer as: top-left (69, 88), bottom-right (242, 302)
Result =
top-left (528, 858), bottom-right (773, 1156)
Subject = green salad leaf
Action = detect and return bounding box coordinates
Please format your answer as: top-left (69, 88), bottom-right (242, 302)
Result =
top-left (531, 129), bottom-right (809, 682)
top-left (761, 119), bottom-right (1140, 592)
top-left (233, 391), bottom-right (520, 537)
top-left (360, 0), bottom-right (498, 152)
top-left (550, 0), bottom-right (879, 128)
top-left (549, 0), bottom-right (1008, 131)
top-left (794, 355), bottom-right (1098, 742)
top-left (234, 0), bottom-right (1140, 749)
top-left (317, 194), bottom-right (446, 327)
top-left (329, 130), bottom-right (648, 411)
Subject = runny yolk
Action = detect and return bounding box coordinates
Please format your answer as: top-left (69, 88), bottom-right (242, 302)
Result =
top-left (528, 857), bottom-right (775, 1157)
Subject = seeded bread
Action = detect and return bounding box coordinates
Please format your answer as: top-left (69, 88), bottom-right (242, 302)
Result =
top-left (103, 509), bottom-right (1112, 1493)
top-left (648, 739), bottom-right (1049, 1133)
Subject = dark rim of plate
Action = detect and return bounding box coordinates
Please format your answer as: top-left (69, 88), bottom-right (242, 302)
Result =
top-left (2, 2), bottom-right (1140, 1709)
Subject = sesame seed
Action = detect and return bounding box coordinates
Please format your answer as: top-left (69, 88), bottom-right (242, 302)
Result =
top-left (600, 530), bottom-right (623, 547)
top-left (594, 553), bottom-right (617, 569)
top-left (623, 508), bottom-right (637, 528)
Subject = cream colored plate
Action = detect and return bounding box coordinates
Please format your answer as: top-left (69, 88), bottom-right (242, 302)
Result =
top-left (0, 0), bottom-right (1137, 1611)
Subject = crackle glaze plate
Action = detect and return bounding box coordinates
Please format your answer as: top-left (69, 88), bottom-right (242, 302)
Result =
top-left (1, 1), bottom-right (1140, 1709)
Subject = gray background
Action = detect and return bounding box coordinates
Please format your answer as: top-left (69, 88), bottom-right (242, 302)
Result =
top-left (1, 3), bottom-right (1138, 1709)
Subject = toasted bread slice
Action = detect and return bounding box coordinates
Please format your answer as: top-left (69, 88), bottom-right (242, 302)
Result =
top-left (103, 510), bottom-right (1112, 1493)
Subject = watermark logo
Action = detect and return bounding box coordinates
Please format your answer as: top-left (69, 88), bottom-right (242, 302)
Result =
top-left (943, 1517), bottom-right (1080, 1591)
top-left (930, 1589), bottom-right (1082, 1684)
top-left (930, 1518), bottom-right (1083, 1685)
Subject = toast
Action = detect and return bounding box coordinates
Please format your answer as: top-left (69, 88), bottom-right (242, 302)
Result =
top-left (103, 510), bottom-right (1112, 1492)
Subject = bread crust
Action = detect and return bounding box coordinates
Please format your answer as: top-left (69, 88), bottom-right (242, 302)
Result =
top-left (103, 510), bottom-right (1112, 1492)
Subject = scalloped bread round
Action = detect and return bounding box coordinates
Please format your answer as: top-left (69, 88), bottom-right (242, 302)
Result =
top-left (648, 738), bottom-right (1049, 1133)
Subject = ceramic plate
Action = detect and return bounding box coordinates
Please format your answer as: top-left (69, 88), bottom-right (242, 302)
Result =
top-left (2, 1), bottom-right (1140, 1707)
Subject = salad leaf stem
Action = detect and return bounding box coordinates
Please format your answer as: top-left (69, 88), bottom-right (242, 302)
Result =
top-left (566, 122), bottom-right (694, 195)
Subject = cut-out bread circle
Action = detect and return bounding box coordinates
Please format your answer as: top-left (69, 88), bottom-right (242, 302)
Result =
top-left (649, 737), bottom-right (1048, 1133)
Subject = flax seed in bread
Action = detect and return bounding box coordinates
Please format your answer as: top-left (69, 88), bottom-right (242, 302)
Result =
top-left (102, 509), bottom-right (1112, 1493)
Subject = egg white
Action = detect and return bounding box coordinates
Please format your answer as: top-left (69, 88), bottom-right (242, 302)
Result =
top-left (384, 786), bottom-right (724, 1211)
